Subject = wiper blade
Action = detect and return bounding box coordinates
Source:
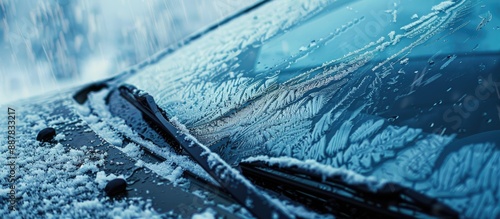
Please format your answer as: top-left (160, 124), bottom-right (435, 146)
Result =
top-left (239, 158), bottom-right (459, 219)
top-left (118, 84), bottom-right (292, 219)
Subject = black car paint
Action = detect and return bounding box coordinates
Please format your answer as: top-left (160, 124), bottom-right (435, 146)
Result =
top-left (47, 96), bottom-right (241, 217)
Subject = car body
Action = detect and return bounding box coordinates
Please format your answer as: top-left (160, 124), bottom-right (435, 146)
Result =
top-left (1, 0), bottom-right (499, 218)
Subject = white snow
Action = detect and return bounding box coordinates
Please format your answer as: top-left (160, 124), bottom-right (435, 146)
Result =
top-left (79, 91), bottom-right (218, 186)
top-left (243, 156), bottom-right (387, 191)
top-left (392, 10), bottom-right (398, 23)
top-left (400, 57), bottom-right (410, 65)
top-left (121, 143), bottom-right (144, 160)
top-left (0, 94), bottom-right (161, 218)
top-left (3, 0), bottom-right (499, 218)
top-left (54, 133), bottom-right (67, 141)
top-left (191, 208), bottom-right (216, 219)
top-left (388, 31), bottom-right (396, 41)
top-left (164, 167), bottom-right (184, 186)
top-left (432, 1), bottom-right (455, 11)
top-left (95, 171), bottom-right (125, 190)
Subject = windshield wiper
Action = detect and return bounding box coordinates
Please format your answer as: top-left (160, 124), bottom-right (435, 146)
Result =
top-left (239, 159), bottom-right (459, 219)
top-left (116, 84), bottom-right (459, 218)
top-left (118, 84), bottom-right (293, 219)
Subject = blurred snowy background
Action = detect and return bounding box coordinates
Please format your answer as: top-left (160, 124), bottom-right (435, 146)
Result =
top-left (0, 0), bottom-right (256, 104)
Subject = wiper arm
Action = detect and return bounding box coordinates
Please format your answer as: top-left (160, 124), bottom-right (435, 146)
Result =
top-left (118, 84), bottom-right (292, 219)
top-left (239, 158), bottom-right (459, 219)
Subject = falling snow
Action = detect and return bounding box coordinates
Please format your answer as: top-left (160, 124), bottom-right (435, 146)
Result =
top-left (2, 0), bottom-right (499, 218)
top-left (0, 0), bottom-right (256, 104)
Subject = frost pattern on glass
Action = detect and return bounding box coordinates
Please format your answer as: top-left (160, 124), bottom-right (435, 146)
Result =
top-left (365, 138), bottom-right (500, 219)
top-left (126, 0), bottom-right (498, 217)
top-left (419, 143), bottom-right (499, 218)
top-left (349, 119), bottom-right (384, 143)
top-left (127, 0), bottom-right (332, 127)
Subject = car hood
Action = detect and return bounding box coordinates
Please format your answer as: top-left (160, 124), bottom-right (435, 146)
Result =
top-left (0, 88), bottom-right (244, 218)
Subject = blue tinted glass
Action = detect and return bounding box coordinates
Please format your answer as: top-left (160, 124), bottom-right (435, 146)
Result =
top-left (128, 1), bottom-right (500, 217)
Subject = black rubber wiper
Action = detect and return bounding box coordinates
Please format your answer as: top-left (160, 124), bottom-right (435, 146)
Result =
top-left (239, 159), bottom-right (459, 219)
top-left (118, 84), bottom-right (293, 219)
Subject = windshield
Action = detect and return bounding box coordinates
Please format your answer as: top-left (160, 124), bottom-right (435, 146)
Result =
top-left (126, 0), bottom-right (500, 217)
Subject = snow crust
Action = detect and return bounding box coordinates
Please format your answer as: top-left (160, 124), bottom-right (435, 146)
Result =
top-left (244, 156), bottom-right (387, 190)
top-left (191, 208), bottom-right (216, 219)
top-left (0, 93), bottom-right (160, 218)
top-left (431, 1), bottom-right (455, 11)
top-left (84, 89), bottom-right (217, 186)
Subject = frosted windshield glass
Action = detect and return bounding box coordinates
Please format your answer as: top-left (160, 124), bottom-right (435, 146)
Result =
top-left (127, 1), bottom-right (500, 217)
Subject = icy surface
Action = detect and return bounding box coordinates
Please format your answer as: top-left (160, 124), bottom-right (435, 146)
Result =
top-left (126, 0), bottom-right (500, 217)
top-left (2, 0), bottom-right (498, 218)
top-left (127, 0), bottom-right (333, 126)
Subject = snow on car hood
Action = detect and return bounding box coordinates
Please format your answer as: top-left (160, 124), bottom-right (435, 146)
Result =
top-left (0, 91), bottom-right (161, 218)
